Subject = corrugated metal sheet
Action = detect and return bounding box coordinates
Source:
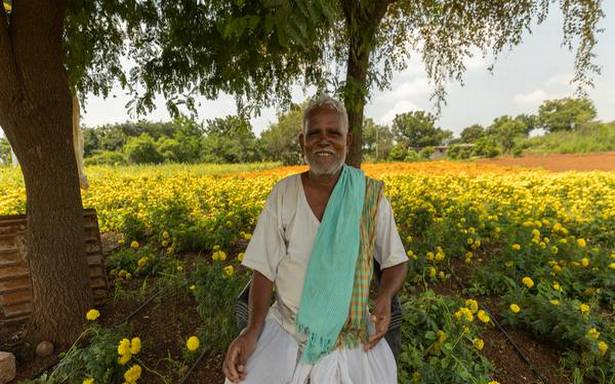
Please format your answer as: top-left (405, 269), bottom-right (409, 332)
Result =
top-left (0, 209), bottom-right (108, 335)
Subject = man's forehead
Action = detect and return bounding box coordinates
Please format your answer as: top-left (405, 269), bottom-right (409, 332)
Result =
top-left (306, 109), bottom-right (343, 128)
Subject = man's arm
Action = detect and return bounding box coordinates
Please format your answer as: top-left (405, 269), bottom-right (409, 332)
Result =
top-left (377, 262), bottom-right (408, 300)
top-left (223, 271), bottom-right (273, 383)
top-left (365, 262), bottom-right (407, 350)
top-left (246, 270), bottom-right (274, 335)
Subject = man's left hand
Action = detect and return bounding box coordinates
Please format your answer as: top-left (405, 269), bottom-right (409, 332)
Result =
top-left (364, 294), bottom-right (391, 351)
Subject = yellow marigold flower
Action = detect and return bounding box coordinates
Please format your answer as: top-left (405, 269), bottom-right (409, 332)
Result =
top-left (477, 310), bottom-right (491, 323)
top-left (212, 250), bottom-right (227, 262)
top-left (436, 330), bottom-right (447, 343)
top-left (550, 245), bottom-right (558, 254)
top-left (531, 229), bottom-right (541, 238)
top-left (118, 338), bottom-right (131, 356)
top-left (189, 284), bottom-right (196, 291)
top-left (608, 263), bottom-right (615, 270)
top-left (512, 243), bottom-right (521, 251)
top-left (438, 271), bottom-right (445, 279)
top-left (118, 352), bottom-right (132, 365)
top-left (467, 238), bottom-right (474, 245)
top-left (243, 232), bottom-right (252, 241)
top-left (426, 252), bottom-right (434, 261)
top-left (137, 256), bottom-right (148, 268)
top-left (86, 309), bottom-right (100, 321)
top-left (428, 267), bottom-right (437, 278)
top-left (435, 251), bottom-right (445, 262)
top-left (130, 337), bottom-right (141, 355)
top-left (123, 364), bottom-right (142, 384)
top-left (549, 299), bottom-right (560, 306)
top-left (489, 381), bottom-right (501, 384)
top-left (522, 277), bottom-right (534, 289)
top-left (597, 341), bottom-right (608, 356)
top-left (186, 336), bottom-right (200, 352)
top-left (465, 299), bottom-right (479, 314)
top-left (586, 328), bottom-right (600, 340)
top-left (83, 378), bottom-right (95, 384)
top-left (162, 231), bottom-right (170, 240)
top-left (510, 304), bottom-right (520, 313)
top-left (552, 264), bottom-right (562, 273)
top-left (577, 238), bottom-right (586, 248)
top-left (472, 338), bottom-right (484, 351)
top-left (579, 303), bottom-right (590, 315)
top-left (161, 240), bottom-right (169, 247)
top-left (412, 371), bottom-right (421, 383)
top-left (223, 265), bottom-right (235, 277)
top-left (580, 257), bottom-right (589, 267)
top-left (118, 239), bottom-right (125, 246)
top-left (237, 252), bottom-right (245, 262)
top-left (454, 307), bottom-right (474, 322)
top-left (213, 245), bottom-right (221, 251)
top-left (552, 282), bottom-right (561, 291)
top-left (130, 240), bottom-right (139, 249)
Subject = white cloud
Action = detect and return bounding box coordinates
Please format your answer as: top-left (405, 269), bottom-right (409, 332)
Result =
top-left (377, 100), bottom-right (421, 124)
top-left (512, 89), bottom-right (549, 105)
top-left (382, 76), bottom-right (431, 101)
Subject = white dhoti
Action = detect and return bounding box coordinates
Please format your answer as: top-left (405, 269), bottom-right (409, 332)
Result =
top-left (224, 318), bottom-right (397, 384)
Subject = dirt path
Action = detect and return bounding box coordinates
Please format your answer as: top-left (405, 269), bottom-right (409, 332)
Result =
top-left (478, 152), bottom-right (615, 172)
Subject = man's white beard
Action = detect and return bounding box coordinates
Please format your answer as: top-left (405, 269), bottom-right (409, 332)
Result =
top-left (305, 151), bottom-right (346, 176)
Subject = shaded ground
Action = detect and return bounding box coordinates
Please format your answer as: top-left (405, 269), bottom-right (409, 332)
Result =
top-left (478, 152), bottom-right (615, 172)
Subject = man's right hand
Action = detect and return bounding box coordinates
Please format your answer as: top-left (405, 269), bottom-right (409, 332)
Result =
top-left (223, 329), bottom-right (259, 383)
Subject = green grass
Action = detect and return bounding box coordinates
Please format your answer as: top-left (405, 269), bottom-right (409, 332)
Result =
top-left (523, 121), bottom-right (615, 154)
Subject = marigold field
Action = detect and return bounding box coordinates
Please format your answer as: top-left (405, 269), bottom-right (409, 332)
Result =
top-left (1, 161), bottom-right (614, 384)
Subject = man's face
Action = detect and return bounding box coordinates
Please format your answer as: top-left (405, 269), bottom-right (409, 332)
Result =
top-left (300, 107), bottom-right (351, 176)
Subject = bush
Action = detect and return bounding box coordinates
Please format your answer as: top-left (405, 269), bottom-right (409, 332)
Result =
top-left (405, 150), bottom-right (421, 162)
top-left (473, 137), bottom-right (500, 158)
top-left (419, 146), bottom-right (435, 160)
top-left (447, 145), bottom-right (473, 160)
top-left (512, 146), bottom-right (523, 157)
top-left (398, 290), bottom-right (495, 383)
top-left (85, 151), bottom-right (127, 166)
top-left (125, 134), bottom-right (164, 165)
top-left (388, 143), bottom-right (408, 161)
top-left (190, 259), bottom-right (249, 351)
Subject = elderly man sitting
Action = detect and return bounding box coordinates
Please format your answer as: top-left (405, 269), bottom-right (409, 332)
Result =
top-left (223, 95), bottom-right (408, 384)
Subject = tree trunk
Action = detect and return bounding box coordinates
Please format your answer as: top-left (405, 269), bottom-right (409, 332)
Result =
top-left (0, 1), bottom-right (92, 348)
top-left (341, 1), bottom-right (392, 168)
top-left (344, 36), bottom-right (370, 168)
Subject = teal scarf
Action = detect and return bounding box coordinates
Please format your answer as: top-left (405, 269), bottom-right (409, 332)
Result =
top-left (296, 164), bottom-right (366, 363)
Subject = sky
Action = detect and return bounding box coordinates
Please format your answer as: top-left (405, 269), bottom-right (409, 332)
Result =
top-left (78, 4), bottom-right (614, 138)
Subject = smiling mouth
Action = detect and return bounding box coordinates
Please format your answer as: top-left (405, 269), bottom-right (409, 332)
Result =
top-left (313, 150), bottom-right (335, 158)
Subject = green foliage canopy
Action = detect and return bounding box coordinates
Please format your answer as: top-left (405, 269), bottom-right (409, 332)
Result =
top-left (537, 97), bottom-right (597, 132)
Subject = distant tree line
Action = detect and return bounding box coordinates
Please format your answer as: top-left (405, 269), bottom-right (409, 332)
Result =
top-left (0, 97), bottom-right (606, 166)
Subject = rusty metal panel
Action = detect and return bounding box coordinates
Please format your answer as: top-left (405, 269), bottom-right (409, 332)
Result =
top-left (0, 208), bottom-right (108, 335)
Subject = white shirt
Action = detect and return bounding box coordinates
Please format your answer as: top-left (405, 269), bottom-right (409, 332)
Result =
top-left (241, 173), bottom-right (408, 342)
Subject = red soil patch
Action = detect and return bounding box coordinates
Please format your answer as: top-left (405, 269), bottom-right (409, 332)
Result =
top-left (478, 152), bottom-right (615, 172)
